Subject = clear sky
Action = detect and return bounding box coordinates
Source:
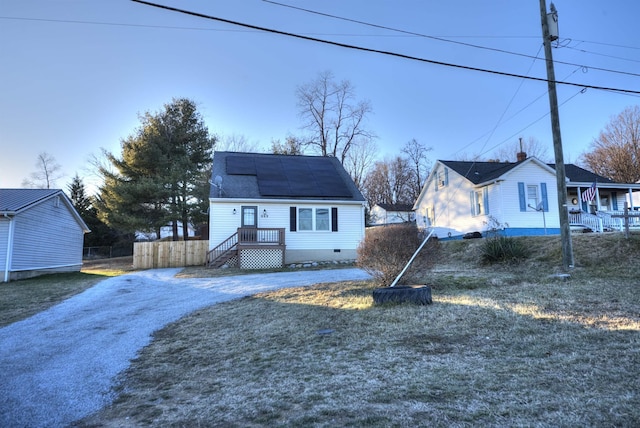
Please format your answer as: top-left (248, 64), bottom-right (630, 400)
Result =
top-left (1, 0), bottom-right (639, 192)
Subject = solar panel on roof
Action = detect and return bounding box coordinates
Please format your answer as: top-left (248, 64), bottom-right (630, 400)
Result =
top-left (226, 154), bottom-right (353, 198)
top-left (226, 156), bottom-right (256, 175)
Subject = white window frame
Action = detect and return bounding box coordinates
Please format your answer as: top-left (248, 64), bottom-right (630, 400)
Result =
top-left (527, 185), bottom-right (539, 210)
top-left (471, 190), bottom-right (483, 216)
top-left (298, 207), bottom-right (331, 232)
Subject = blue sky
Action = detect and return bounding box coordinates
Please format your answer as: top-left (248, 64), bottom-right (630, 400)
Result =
top-left (1, 0), bottom-right (639, 192)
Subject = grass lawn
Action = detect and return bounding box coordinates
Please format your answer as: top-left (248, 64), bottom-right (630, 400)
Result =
top-left (73, 234), bottom-right (640, 427)
top-left (0, 257), bottom-right (134, 328)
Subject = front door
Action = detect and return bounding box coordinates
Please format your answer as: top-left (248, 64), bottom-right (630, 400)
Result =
top-left (241, 206), bottom-right (258, 228)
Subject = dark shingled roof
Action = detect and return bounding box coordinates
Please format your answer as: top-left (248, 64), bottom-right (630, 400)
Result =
top-left (441, 159), bottom-right (616, 184)
top-left (210, 151), bottom-right (366, 201)
top-left (440, 160), bottom-right (522, 184)
top-left (548, 163), bottom-right (615, 184)
top-left (376, 203), bottom-right (414, 212)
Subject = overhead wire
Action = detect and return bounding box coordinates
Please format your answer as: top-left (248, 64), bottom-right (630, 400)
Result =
top-left (262, 0), bottom-right (640, 79)
top-left (130, 0), bottom-right (640, 96)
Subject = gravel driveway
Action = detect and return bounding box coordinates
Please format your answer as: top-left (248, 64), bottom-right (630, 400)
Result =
top-left (0, 267), bottom-right (371, 427)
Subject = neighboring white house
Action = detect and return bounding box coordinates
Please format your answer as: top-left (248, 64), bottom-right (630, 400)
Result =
top-left (207, 151), bottom-right (366, 268)
top-left (369, 203), bottom-right (415, 226)
top-left (413, 156), bottom-right (640, 239)
top-left (0, 189), bottom-right (90, 282)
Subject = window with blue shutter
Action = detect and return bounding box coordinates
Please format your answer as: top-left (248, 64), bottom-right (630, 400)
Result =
top-left (518, 182), bottom-right (526, 212)
top-left (612, 192), bottom-right (618, 210)
top-left (483, 188), bottom-right (490, 214)
top-left (540, 183), bottom-right (549, 212)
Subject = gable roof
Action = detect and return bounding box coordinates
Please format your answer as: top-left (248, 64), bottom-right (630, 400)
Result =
top-left (548, 163), bottom-right (615, 184)
top-left (440, 160), bottom-right (522, 185)
top-left (375, 203), bottom-right (414, 212)
top-left (210, 151), bottom-right (366, 202)
top-left (0, 188), bottom-right (90, 232)
top-left (0, 188), bottom-right (61, 213)
top-left (441, 158), bottom-right (620, 186)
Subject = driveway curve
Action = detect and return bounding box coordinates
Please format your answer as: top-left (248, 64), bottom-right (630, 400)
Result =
top-left (0, 267), bottom-right (371, 428)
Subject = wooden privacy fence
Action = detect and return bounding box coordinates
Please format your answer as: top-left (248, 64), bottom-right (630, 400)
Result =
top-left (133, 240), bottom-right (209, 269)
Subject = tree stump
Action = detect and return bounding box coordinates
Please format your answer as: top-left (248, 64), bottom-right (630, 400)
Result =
top-left (372, 285), bottom-right (432, 305)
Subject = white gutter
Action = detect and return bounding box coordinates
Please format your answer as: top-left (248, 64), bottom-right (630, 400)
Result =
top-left (3, 214), bottom-right (15, 283)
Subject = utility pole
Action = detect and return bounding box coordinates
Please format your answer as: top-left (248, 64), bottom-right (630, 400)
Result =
top-left (539, 0), bottom-right (574, 270)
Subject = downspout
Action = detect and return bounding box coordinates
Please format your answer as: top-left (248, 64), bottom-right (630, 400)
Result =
top-left (3, 214), bottom-right (15, 283)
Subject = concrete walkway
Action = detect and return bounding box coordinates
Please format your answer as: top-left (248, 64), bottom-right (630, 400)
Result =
top-left (0, 268), bottom-right (371, 427)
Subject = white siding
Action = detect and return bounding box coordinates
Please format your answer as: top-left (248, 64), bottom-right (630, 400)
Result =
top-left (415, 164), bottom-right (488, 236)
top-left (500, 162), bottom-right (559, 229)
top-left (415, 160), bottom-right (559, 236)
top-left (10, 197), bottom-right (85, 270)
top-left (209, 200), bottom-right (365, 260)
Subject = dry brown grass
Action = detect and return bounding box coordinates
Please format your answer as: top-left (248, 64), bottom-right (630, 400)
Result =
top-left (0, 257), bottom-right (135, 327)
top-left (78, 233), bottom-right (640, 427)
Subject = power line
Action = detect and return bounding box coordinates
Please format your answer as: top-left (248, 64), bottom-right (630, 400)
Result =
top-left (262, 0), bottom-right (640, 79)
top-left (130, 0), bottom-right (640, 95)
top-left (5, 11), bottom-right (639, 79)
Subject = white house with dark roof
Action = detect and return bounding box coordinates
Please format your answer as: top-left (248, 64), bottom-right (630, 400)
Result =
top-left (413, 156), bottom-right (640, 239)
top-left (0, 189), bottom-right (90, 281)
top-left (207, 151), bottom-right (366, 268)
top-left (369, 203), bottom-right (415, 226)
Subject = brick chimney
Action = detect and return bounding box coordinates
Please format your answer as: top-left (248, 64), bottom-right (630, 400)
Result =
top-left (516, 137), bottom-right (527, 162)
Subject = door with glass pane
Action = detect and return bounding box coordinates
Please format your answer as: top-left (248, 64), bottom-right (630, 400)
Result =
top-left (241, 206), bottom-right (258, 242)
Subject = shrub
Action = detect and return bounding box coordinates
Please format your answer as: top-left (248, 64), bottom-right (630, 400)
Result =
top-left (480, 235), bottom-right (529, 264)
top-left (357, 224), bottom-right (439, 286)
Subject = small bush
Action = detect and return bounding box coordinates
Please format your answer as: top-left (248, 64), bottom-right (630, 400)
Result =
top-left (357, 224), bottom-right (439, 286)
top-left (480, 236), bottom-right (529, 264)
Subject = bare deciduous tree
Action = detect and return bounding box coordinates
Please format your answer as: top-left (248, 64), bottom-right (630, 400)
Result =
top-left (270, 136), bottom-right (303, 155)
top-left (344, 140), bottom-right (378, 190)
top-left (296, 71), bottom-right (375, 165)
top-left (581, 106), bottom-right (640, 183)
top-left (402, 139), bottom-right (433, 201)
top-left (363, 156), bottom-right (413, 207)
top-left (492, 137), bottom-right (550, 162)
top-left (217, 134), bottom-right (261, 153)
top-left (22, 152), bottom-right (64, 189)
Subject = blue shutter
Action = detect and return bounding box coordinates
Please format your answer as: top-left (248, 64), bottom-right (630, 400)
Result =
top-left (483, 188), bottom-right (490, 214)
top-left (612, 192), bottom-right (618, 210)
top-left (470, 191), bottom-right (475, 215)
top-left (540, 183), bottom-right (549, 212)
top-left (582, 199), bottom-right (587, 212)
top-left (444, 168), bottom-right (449, 186)
top-left (518, 182), bottom-right (526, 212)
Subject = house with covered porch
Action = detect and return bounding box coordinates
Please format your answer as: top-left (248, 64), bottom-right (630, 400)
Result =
top-left (413, 156), bottom-right (640, 238)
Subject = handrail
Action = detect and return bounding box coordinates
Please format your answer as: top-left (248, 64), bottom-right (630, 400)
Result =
top-left (207, 228), bottom-right (286, 267)
top-left (206, 232), bottom-right (238, 266)
top-left (237, 227), bottom-right (285, 245)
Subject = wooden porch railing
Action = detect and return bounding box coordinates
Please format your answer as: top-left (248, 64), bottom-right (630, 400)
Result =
top-left (568, 210), bottom-right (639, 232)
top-left (206, 228), bottom-right (286, 268)
top-left (206, 232), bottom-right (238, 267)
top-left (238, 227), bottom-right (285, 246)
